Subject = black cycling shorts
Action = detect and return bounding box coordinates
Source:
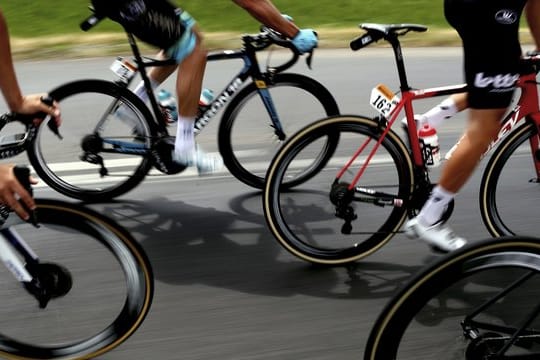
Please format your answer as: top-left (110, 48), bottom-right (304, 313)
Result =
top-left (444, 0), bottom-right (528, 109)
top-left (92, 0), bottom-right (185, 50)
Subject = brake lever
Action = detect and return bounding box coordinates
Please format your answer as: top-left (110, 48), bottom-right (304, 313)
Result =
top-left (40, 96), bottom-right (63, 140)
top-left (305, 50), bottom-right (314, 70)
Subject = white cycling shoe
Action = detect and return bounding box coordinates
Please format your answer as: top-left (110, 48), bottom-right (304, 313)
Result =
top-left (172, 146), bottom-right (223, 175)
top-left (404, 217), bottom-right (467, 253)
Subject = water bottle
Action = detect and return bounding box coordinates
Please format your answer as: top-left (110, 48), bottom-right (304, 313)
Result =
top-left (199, 88), bottom-right (214, 107)
top-left (157, 89), bottom-right (178, 124)
top-left (418, 124), bottom-right (440, 168)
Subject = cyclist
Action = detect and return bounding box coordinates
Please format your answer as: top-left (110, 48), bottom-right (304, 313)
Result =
top-left (0, 7), bottom-right (61, 220)
top-left (91, 0), bottom-right (318, 175)
top-left (404, 0), bottom-right (540, 252)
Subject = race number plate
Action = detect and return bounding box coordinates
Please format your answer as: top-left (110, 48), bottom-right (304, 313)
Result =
top-left (370, 84), bottom-right (399, 117)
top-left (110, 57), bottom-right (137, 82)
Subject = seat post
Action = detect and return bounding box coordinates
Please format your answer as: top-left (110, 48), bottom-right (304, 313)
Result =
top-left (387, 34), bottom-right (411, 92)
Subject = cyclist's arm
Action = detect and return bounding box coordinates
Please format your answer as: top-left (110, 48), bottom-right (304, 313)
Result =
top-left (232, 0), bottom-right (299, 38)
top-left (0, 8), bottom-right (60, 117)
top-left (0, 9), bottom-right (24, 112)
top-left (526, 0), bottom-right (540, 51)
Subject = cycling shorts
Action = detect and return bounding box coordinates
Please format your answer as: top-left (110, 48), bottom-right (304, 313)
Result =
top-left (92, 0), bottom-right (197, 63)
top-left (164, 11), bottom-right (197, 64)
top-left (444, 0), bottom-right (528, 109)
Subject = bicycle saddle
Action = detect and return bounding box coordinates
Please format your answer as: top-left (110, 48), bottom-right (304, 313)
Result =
top-left (360, 23), bottom-right (428, 36)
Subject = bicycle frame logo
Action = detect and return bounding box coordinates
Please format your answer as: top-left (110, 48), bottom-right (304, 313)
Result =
top-left (494, 105), bottom-right (521, 147)
top-left (194, 78), bottom-right (244, 133)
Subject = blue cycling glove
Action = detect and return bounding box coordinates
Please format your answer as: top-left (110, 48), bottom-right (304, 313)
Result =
top-left (291, 29), bottom-right (318, 54)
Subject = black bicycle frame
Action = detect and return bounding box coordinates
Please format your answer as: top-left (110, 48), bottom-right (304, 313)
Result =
top-left (122, 32), bottom-right (291, 140)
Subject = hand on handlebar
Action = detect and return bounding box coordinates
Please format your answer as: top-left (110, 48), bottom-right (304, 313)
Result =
top-left (0, 164), bottom-right (36, 221)
top-left (13, 94), bottom-right (62, 128)
top-left (291, 29), bottom-right (318, 54)
top-left (14, 94), bottom-right (60, 117)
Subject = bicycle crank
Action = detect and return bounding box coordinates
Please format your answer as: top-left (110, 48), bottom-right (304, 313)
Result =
top-left (151, 136), bottom-right (187, 175)
top-left (81, 134), bottom-right (108, 177)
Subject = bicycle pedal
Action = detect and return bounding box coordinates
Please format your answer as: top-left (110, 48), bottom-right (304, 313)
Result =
top-left (0, 133), bottom-right (26, 146)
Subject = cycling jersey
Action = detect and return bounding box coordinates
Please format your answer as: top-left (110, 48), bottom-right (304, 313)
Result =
top-left (445, 0), bottom-right (528, 109)
top-left (92, 0), bottom-right (186, 50)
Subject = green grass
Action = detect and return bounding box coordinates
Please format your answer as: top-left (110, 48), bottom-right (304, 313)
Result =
top-left (3, 0), bottom-right (448, 37)
top-left (3, 0), bottom-right (536, 58)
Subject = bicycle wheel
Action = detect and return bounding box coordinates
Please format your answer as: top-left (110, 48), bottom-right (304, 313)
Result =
top-left (27, 80), bottom-right (156, 202)
top-left (218, 73), bottom-right (340, 189)
top-left (365, 236), bottom-right (540, 360)
top-left (479, 121), bottom-right (540, 237)
top-left (0, 198), bottom-right (153, 359)
top-left (263, 115), bottom-right (414, 265)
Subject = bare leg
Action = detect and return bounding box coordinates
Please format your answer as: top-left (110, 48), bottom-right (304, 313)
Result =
top-left (406, 107), bottom-right (505, 252)
top-left (174, 26), bottom-right (207, 154)
top-left (171, 27), bottom-right (222, 173)
top-left (147, 51), bottom-right (178, 84)
top-left (438, 108), bottom-right (504, 192)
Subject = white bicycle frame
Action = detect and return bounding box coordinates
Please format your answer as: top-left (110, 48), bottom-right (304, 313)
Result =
top-left (0, 218), bottom-right (38, 283)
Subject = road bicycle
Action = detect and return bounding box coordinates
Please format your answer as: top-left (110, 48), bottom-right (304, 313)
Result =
top-left (0, 164), bottom-right (153, 359)
top-left (263, 23), bottom-right (540, 265)
top-left (364, 235), bottom-right (540, 359)
top-left (24, 7), bottom-right (339, 202)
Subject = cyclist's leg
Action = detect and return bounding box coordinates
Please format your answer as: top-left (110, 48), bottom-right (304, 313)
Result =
top-left (168, 14), bottom-right (223, 174)
top-left (134, 54), bottom-right (177, 103)
top-left (405, 0), bottom-right (525, 252)
top-left (424, 93), bottom-right (467, 128)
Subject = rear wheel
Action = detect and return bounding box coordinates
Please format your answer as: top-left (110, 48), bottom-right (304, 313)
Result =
top-left (263, 115), bottom-right (414, 265)
top-left (27, 80), bottom-right (155, 202)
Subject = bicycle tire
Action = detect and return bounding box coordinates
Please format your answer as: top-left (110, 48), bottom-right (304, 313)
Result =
top-left (263, 115), bottom-right (414, 265)
top-left (479, 121), bottom-right (539, 237)
top-left (365, 236), bottom-right (540, 360)
top-left (218, 73), bottom-right (340, 189)
top-left (0, 198), bottom-right (153, 359)
top-left (27, 79), bottom-right (156, 202)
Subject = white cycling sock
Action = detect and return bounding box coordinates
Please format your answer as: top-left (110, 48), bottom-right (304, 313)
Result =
top-left (417, 185), bottom-right (455, 227)
top-left (133, 79), bottom-right (160, 103)
top-left (423, 97), bottom-right (458, 129)
top-left (175, 116), bottom-right (196, 154)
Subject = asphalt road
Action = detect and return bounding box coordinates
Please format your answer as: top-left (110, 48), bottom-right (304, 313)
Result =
top-left (1, 47), bottom-right (537, 359)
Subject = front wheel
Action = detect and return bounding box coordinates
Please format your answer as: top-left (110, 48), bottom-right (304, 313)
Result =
top-left (27, 79), bottom-right (156, 202)
top-left (479, 121), bottom-right (540, 237)
top-left (0, 199), bottom-right (153, 359)
top-left (365, 236), bottom-right (540, 359)
top-left (263, 115), bottom-right (414, 265)
top-left (218, 73), bottom-right (340, 189)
